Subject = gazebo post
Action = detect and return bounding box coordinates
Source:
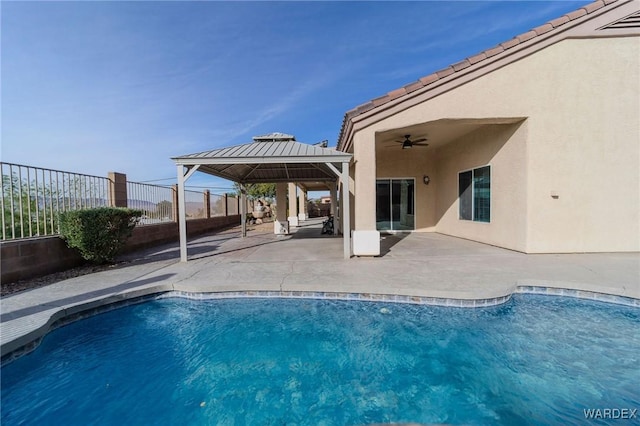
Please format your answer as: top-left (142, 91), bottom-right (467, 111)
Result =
top-left (330, 182), bottom-right (338, 235)
top-left (177, 165), bottom-right (188, 262)
top-left (176, 164), bottom-right (200, 262)
top-left (240, 184), bottom-right (247, 238)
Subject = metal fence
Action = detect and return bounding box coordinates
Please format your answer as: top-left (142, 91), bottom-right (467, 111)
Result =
top-left (1, 162), bottom-right (110, 240)
top-left (210, 193), bottom-right (226, 217)
top-left (126, 181), bottom-right (175, 225)
top-left (1, 161), bottom-right (246, 241)
top-left (226, 195), bottom-right (239, 216)
top-left (183, 189), bottom-right (205, 219)
top-left (119, 185), bottom-right (241, 224)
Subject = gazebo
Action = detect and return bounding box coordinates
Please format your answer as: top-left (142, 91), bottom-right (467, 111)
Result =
top-left (172, 133), bottom-right (353, 261)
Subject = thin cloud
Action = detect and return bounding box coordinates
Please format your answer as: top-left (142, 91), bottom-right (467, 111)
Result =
top-left (222, 72), bottom-right (339, 142)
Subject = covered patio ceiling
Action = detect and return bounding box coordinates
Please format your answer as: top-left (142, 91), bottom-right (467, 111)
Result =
top-left (172, 133), bottom-right (353, 261)
top-left (375, 117), bottom-right (526, 150)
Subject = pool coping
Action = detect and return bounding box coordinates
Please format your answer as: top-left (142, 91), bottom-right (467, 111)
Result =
top-left (2, 284), bottom-right (638, 366)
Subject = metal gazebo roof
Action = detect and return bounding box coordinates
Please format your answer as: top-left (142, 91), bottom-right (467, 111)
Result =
top-left (172, 134), bottom-right (352, 184)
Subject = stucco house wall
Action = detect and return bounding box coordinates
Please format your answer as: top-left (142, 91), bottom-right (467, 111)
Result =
top-left (351, 34), bottom-right (639, 253)
top-left (523, 37), bottom-right (639, 252)
top-left (433, 122), bottom-right (529, 252)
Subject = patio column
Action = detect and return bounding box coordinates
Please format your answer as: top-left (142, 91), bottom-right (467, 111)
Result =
top-left (288, 182), bottom-right (299, 227)
top-left (342, 161), bottom-right (351, 259)
top-left (352, 132), bottom-right (379, 256)
top-left (297, 187), bottom-right (307, 221)
top-left (274, 182), bottom-right (289, 235)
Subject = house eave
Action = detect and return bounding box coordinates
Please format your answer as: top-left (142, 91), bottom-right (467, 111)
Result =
top-left (336, 0), bottom-right (639, 153)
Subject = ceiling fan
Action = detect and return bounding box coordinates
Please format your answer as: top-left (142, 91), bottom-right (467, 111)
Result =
top-left (394, 134), bottom-right (429, 149)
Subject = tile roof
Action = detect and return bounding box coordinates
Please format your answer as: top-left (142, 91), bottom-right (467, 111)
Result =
top-left (337, 0), bottom-right (626, 150)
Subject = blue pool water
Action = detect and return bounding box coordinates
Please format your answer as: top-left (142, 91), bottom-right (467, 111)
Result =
top-left (2, 295), bottom-right (639, 425)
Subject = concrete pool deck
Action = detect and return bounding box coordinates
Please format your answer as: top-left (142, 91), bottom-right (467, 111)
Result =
top-left (1, 217), bottom-right (639, 359)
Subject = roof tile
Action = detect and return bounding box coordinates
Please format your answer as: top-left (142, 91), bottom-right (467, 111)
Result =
top-left (533, 23), bottom-right (554, 35)
top-left (372, 95), bottom-right (390, 107)
top-left (356, 101), bottom-right (376, 115)
top-left (467, 52), bottom-right (487, 64)
top-left (345, 109), bottom-right (358, 119)
top-left (452, 59), bottom-right (471, 71)
top-left (583, 0), bottom-right (605, 13)
top-left (419, 73), bottom-right (439, 85)
top-left (500, 38), bottom-right (520, 50)
top-left (387, 88), bottom-right (406, 100)
top-left (603, 0), bottom-right (618, 4)
top-left (436, 66), bottom-right (455, 78)
top-left (549, 15), bottom-right (570, 27)
top-left (403, 80), bottom-right (424, 94)
top-left (484, 45), bottom-right (504, 58)
top-left (566, 8), bottom-right (588, 20)
top-left (516, 30), bottom-right (537, 43)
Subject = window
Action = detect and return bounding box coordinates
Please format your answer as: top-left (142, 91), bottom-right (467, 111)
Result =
top-left (459, 166), bottom-right (490, 222)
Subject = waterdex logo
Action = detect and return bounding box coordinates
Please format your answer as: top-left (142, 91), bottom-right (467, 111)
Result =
top-left (584, 408), bottom-right (638, 420)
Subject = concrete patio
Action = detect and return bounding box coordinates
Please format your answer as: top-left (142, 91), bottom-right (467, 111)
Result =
top-left (1, 217), bottom-right (639, 359)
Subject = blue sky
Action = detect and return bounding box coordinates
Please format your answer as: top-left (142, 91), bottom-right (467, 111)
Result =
top-left (2, 0), bottom-right (584, 193)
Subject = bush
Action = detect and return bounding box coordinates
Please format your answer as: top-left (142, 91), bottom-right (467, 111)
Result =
top-left (59, 207), bottom-right (142, 264)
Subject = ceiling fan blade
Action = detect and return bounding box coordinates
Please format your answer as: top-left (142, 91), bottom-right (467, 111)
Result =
top-left (412, 138), bottom-right (427, 143)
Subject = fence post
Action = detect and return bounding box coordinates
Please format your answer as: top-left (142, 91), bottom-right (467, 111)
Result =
top-left (204, 190), bottom-right (211, 218)
top-left (108, 172), bottom-right (127, 207)
top-left (172, 184), bottom-right (179, 222)
top-left (224, 193), bottom-right (228, 216)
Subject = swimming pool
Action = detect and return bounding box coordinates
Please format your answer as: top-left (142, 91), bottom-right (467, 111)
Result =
top-left (2, 295), bottom-right (638, 425)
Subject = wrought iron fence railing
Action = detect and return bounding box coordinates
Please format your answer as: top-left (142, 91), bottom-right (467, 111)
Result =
top-left (183, 189), bottom-right (206, 219)
top-left (210, 193), bottom-right (226, 217)
top-left (1, 162), bottom-right (110, 240)
top-left (126, 181), bottom-right (175, 225)
top-left (1, 162), bottom-right (244, 241)
top-left (226, 194), bottom-right (239, 216)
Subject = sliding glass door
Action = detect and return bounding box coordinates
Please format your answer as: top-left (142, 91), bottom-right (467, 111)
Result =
top-left (376, 179), bottom-right (415, 231)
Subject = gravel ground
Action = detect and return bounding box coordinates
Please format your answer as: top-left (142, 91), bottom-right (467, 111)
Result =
top-left (1, 263), bottom-right (118, 297)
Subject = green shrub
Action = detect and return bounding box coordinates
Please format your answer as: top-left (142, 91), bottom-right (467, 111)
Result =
top-left (59, 207), bottom-right (142, 264)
